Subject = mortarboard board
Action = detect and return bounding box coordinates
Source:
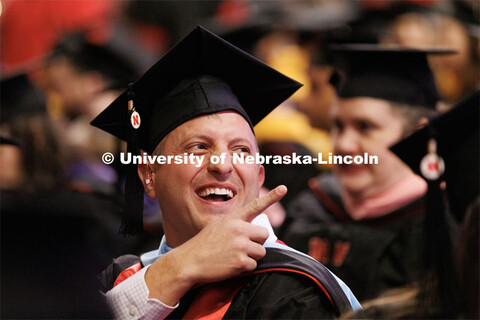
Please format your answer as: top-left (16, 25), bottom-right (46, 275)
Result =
top-left (91, 25), bottom-right (302, 235)
top-left (329, 44), bottom-right (454, 109)
top-left (91, 26), bottom-right (302, 154)
top-left (389, 89), bottom-right (479, 317)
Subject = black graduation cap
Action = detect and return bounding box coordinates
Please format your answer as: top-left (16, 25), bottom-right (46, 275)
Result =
top-left (329, 44), bottom-right (453, 109)
top-left (391, 89), bottom-right (480, 221)
top-left (389, 89), bottom-right (479, 317)
top-left (48, 32), bottom-right (140, 91)
top-left (1, 73), bottom-right (47, 124)
top-left (91, 25), bottom-right (302, 235)
top-left (0, 135), bottom-right (21, 146)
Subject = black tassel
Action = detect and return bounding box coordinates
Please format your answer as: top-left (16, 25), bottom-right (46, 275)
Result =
top-left (418, 129), bottom-right (461, 316)
top-left (121, 83), bottom-right (144, 235)
top-left (419, 179), bottom-right (461, 317)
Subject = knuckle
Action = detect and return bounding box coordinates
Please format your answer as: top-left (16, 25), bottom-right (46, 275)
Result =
top-left (258, 245), bottom-right (266, 257)
top-left (228, 222), bottom-right (244, 236)
top-left (252, 225), bottom-right (269, 240)
top-left (232, 253), bottom-right (247, 268)
top-left (249, 198), bottom-right (262, 213)
top-left (231, 237), bottom-right (248, 252)
top-left (238, 256), bottom-right (255, 271)
top-left (239, 256), bottom-right (249, 269)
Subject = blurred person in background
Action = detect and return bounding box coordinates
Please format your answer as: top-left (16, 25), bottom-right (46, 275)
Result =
top-left (282, 46), bottom-right (456, 302)
top-left (0, 73), bottom-right (129, 318)
top-left (296, 48), bottom-right (337, 134)
top-left (40, 32), bottom-right (163, 250)
top-left (428, 9), bottom-right (479, 104)
top-left (0, 73), bottom-right (68, 193)
top-left (379, 1), bottom-right (480, 104)
top-left (341, 90), bottom-right (479, 319)
top-left (0, 0), bottom-right (117, 74)
top-left (41, 33), bottom-right (137, 166)
top-left (40, 33), bottom-right (132, 193)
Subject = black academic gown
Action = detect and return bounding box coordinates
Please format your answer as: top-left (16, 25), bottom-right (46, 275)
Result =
top-left (282, 173), bottom-right (451, 301)
top-left (101, 247), bottom-right (353, 319)
top-left (169, 272), bottom-right (336, 319)
top-left (171, 248), bottom-right (352, 319)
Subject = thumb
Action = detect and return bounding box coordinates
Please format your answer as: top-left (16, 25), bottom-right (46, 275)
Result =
top-left (238, 185), bottom-right (287, 222)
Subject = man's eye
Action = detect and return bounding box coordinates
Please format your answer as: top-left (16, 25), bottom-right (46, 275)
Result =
top-left (188, 144), bottom-right (207, 151)
top-left (333, 119), bottom-right (344, 132)
top-left (358, 121), bottom-right (374, 132)
top-left (235, 147), bottom-right (250, 153)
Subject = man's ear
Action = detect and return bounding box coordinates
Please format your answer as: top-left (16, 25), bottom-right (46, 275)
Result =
top-left (415, 117), bottom-right (429, 131)
top-left (137, 163), bottom-right (157, 199)
top-left (258, 165), bottom-right (265, 188)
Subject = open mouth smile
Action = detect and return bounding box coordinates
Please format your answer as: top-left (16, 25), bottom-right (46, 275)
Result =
top-left (197, 187), bottom-right (235, 202)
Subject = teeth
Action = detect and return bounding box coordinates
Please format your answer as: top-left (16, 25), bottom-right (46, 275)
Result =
top-left (199, 187), bottom-right (233, 199)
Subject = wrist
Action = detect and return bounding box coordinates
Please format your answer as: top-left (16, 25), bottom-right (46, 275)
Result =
top-left (145, 250), bottom-right (195, 305)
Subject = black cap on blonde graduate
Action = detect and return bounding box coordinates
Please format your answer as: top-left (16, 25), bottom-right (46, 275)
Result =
top-left (91, 26), bottom-right (302, 235)
top-left (329, 44), bottom-right (454, 109)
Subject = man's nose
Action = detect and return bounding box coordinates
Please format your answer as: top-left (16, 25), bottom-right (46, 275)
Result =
top-left (334, 129), bottom-right (359, 155)
top-left (207, 151), bottom-right (233, 178)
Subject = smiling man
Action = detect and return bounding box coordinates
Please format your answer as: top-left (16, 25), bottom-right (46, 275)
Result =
top-left (141, 110), bottom-right (265, 247)
top-left (92, 27), bottom-right (359, 319)
top-left (282, 46), bottom-right (453, 301)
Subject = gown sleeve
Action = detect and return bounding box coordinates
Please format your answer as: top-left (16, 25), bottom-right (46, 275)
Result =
top-left (224, 271), bottom-right (337, 319)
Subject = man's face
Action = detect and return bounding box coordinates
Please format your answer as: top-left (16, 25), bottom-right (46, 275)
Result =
top-left (331, 97), bottom-right (412, 198)
top-left (151, 111), bottom-right (265, 246)
top-left (0, 144), bottom-right (23, 190)
top-left (42, 58), bottom-right (92, 120)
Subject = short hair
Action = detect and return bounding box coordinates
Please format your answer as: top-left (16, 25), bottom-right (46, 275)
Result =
top-left (152, 137), bottom-right (167, 156)
top-left (388, 101), bottom-right (439, 137)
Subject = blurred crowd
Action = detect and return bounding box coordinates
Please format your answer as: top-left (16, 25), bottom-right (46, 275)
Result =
top-left (1, 0), bottom-right (478, 318)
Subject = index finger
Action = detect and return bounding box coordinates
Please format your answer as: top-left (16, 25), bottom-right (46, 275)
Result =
top-left (237, 185), bottom-right (287, 222)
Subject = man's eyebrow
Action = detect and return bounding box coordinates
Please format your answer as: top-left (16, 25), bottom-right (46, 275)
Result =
top-left (352, 117), bottom-right (381, 125)
top-left (335, 114), bottom-right (380, 124)
top-left (176, 135), bottom-right (256, 150)
top-left (229, 137), bottom-right (253, 145)
top-left (179, 134), bottom-right (213, 143)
